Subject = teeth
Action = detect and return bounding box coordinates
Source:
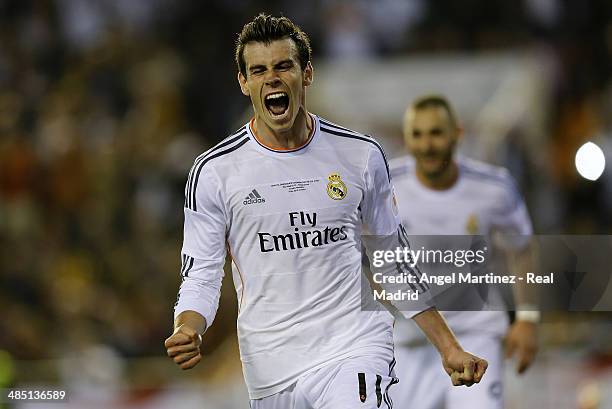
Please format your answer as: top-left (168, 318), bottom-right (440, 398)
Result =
top-left (265, 92), bottom-right (287, 101)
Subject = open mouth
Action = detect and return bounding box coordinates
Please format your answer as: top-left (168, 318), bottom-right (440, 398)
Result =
top-left (264, 92), bottom-right (290, 117)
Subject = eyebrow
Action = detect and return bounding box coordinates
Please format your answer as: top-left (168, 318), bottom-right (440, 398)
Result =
top-left (411, 126), bottom-right (445, 134)
top-left (248, 59), bottom-right (295, 73)
top-left (274, 59), bottom-right (293, 67)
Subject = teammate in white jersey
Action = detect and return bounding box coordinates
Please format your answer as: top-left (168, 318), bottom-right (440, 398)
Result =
top-left (389, 95), bottom-right (539, 409)
top-left (164, 16), bottom-right (487, 408)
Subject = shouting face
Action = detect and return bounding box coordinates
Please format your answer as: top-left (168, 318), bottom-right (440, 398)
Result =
top-left (403, 105), bottom-right (460, 179)
top-left (238, 37), bottom-right (313, 136)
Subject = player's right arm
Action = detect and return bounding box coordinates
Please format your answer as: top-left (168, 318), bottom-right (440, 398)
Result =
top-left (505, 241), bottom-right (539, 374)
top-left (491, 170), bottom-right (539, 374)
top-left (165, 161), bottom-right (228, 370)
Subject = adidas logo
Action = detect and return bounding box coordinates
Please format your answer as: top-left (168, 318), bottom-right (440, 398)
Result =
top-left (243, 189), bottom-right (266, 205)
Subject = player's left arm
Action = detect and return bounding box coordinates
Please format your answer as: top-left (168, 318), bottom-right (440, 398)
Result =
top-left (360, 145), bottom-right (487, 386)
top-left (412, 308), bottom-right (488, 386)
top-left (492, 171), bottom-right (539, 374)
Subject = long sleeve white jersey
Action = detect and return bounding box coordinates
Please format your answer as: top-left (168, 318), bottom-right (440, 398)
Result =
top-left (174, 115), bottom-right (428, 399)
top-left (389, 155), bottom-right (533, 344)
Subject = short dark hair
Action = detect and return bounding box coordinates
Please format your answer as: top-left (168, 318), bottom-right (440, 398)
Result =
top-left (411, 94), bottom-right (458, 128)
top-left (235, 14), bottom-right (312, 77)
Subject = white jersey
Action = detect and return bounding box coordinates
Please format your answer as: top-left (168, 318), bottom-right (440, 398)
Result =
top-left (174, 116), bottom-right (427, 399)
top-left (389, 155), bottom-right (533, 344)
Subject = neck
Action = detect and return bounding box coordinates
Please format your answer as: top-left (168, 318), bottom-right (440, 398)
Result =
top-left (253, 109), bottom-right (312, 149)
top-left (416, 161), bottom-right (459, 190)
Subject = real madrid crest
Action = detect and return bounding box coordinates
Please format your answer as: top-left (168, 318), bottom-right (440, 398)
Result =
top-left (327, 173), bottom-right (347, 200)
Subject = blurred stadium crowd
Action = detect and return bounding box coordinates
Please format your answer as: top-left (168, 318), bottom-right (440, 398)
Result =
top-left (0, 0), bottom-right (611, 406)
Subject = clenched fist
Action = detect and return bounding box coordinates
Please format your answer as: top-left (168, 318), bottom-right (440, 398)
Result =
top-left (165, 324), bottom-right (203, 370)
top-left (442, 349), bottom-right (488, 387)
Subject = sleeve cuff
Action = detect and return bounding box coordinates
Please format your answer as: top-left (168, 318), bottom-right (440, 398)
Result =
top-left (174, 302), bottom-right (216, 332)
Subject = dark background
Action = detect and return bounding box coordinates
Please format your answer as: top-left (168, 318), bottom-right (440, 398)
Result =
top-left (0, 1), bottom-right (611, 408)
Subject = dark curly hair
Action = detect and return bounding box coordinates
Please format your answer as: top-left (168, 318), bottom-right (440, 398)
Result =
top-left (235, 13), bottom-right (312, 77)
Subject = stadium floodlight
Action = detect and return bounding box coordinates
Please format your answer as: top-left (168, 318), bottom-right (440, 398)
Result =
top-left (575, 141), bottom-right (605, 181)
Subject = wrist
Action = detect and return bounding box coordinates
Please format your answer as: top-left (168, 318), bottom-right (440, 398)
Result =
top-left (439, 341), bottom-right (464, 360)
top-left (516, 305), bottom-right (541, 323)
top-left (174, 310), bottom-right (207, 335)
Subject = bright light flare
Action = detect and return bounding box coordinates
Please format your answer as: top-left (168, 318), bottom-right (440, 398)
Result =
top-left (575, 142), bottom-right (605, 181)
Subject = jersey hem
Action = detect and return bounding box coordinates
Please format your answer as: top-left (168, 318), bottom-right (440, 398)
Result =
top-left (246, 343), bottom-right (393, 400)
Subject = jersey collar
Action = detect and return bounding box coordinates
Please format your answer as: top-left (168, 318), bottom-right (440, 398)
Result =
top-left (247, 114), bottom-right (319, 155)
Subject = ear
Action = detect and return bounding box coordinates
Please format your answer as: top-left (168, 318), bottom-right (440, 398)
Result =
top-left (302, 61), bottom-right (313, 87)
top-left (237, 71), bottom-right (250, 96)
top-left (455, 124), bottom-right (464, 142)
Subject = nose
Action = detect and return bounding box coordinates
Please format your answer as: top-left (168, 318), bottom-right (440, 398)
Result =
top-left (422, 135), bottom-right (435, 152)
top-left (414, 138), bottom-right (435, 157)
top-left (264, 71), bottom-right (281, 87)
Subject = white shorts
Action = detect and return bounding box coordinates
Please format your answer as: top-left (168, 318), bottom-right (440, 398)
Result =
top-left (250, 355), bottom-right (399, 409)
top-left (390, 333), bottom-right (503, 409)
